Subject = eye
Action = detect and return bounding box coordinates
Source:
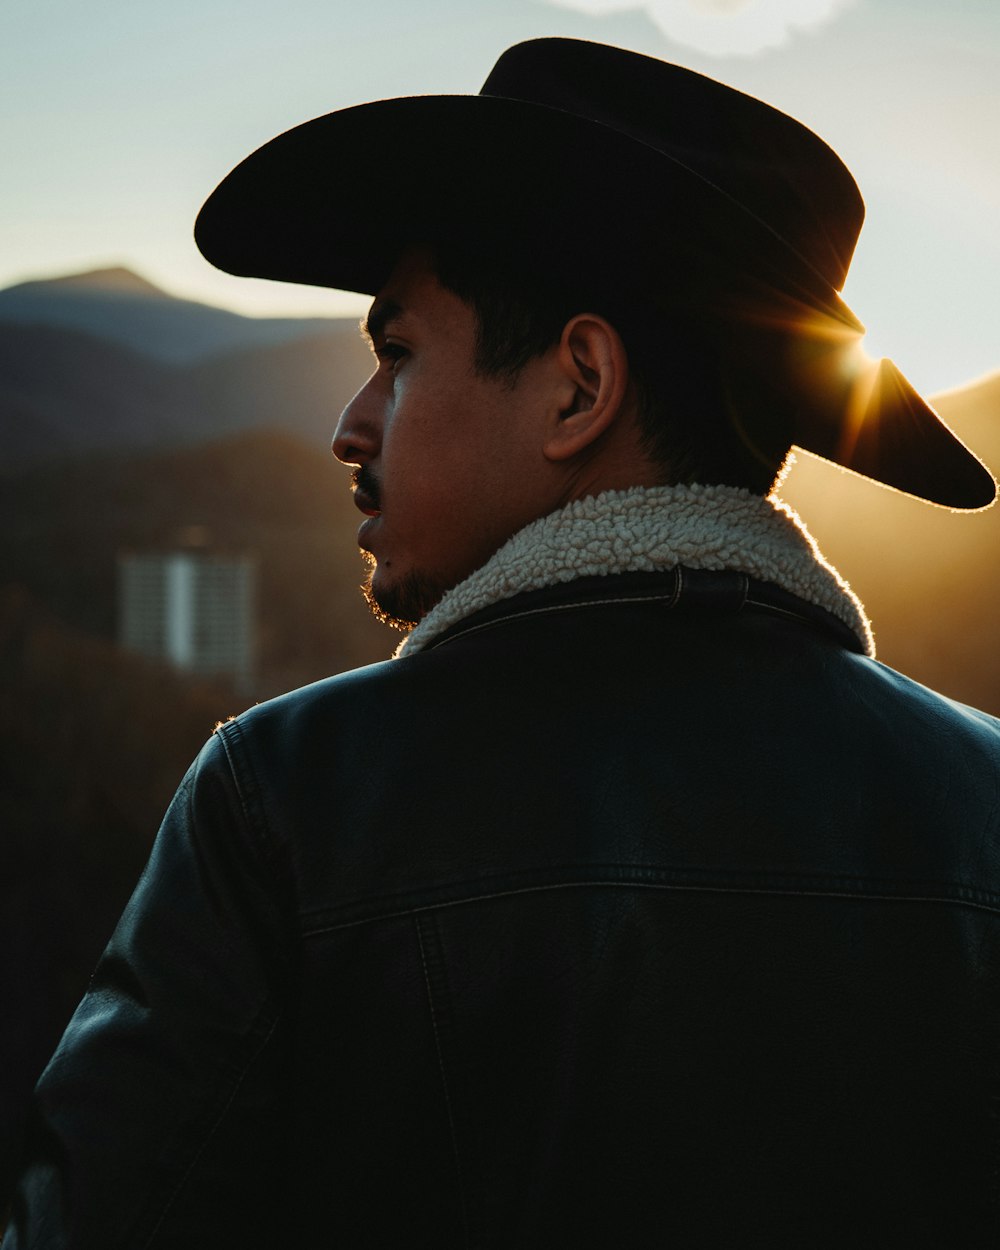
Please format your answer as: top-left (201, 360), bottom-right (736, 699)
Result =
top-left (376, 342), bottom-right (408, 371)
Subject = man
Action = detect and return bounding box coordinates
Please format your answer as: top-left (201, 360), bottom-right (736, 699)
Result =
top-left (6, 38), bottom-right (1000, 1249)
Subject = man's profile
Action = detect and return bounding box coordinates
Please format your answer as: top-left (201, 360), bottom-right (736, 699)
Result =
top-left (5, 37), bottom-right (1000, 1249)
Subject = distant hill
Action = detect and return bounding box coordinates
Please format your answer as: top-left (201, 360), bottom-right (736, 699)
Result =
top-left (0, 266), bottom-right (358, 365)
top-left (0, 316), bottom-right (372, 463)
top-left (185, 326), bottom-right (371, 447)
top-left (35, 267), bottom-right (171, 297)
top-left (0, 322), bottom-right (186, 461)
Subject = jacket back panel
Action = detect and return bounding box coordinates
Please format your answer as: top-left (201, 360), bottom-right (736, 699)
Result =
top-left (237, 599), bottom-right (1000, 1245)
top-left (11, 594), bottom-right (1000, 1248)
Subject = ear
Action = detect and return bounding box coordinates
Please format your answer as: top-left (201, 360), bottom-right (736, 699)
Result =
top-left (543, 314), bottom-right (631, 462)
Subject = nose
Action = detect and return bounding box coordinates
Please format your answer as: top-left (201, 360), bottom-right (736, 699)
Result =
top-left (332, 380), bottom-right (380, 466)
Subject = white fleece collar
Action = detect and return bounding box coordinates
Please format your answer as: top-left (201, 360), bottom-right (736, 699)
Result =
top-left (396, 484), bottom-right (874, 658)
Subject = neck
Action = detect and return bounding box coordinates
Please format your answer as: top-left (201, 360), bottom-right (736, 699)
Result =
top-left (396, 484), bottom-right (873, 659)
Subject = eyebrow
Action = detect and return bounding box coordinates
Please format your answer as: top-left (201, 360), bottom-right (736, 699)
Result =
top-left (360, 298), bottom-right (404, 347)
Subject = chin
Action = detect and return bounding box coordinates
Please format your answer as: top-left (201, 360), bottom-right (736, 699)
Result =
top-left (362, 558), bottom-right (448, 631)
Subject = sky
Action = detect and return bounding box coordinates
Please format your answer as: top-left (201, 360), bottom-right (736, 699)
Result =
top-left (2, 0), bottom-right (998, 394)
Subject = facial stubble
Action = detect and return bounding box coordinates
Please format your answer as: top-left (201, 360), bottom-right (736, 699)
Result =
top-left (360, 551), bottom-right (449, 632)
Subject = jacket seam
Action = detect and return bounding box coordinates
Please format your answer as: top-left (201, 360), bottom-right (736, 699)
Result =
top-left (426, 578), bottom-right (857, 654)
top-left (301, 877), bottom-right (1000, 936)
top-left (426, 591), bottom-right (680, 650)
top-left (140, 1009), bottom-right (281, 1249)
top-left (414, 914), bottom-right (473, 1247)
top-left (215, 719), bottom-right (278, 866)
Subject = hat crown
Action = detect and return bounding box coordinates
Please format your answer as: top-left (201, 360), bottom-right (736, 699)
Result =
top-left (482, 39), bottom-right (864, 293)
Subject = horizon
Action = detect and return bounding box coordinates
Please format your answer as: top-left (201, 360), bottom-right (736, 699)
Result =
top-left (4, 259), bottom-right (999, 403)
top-left (0, 261), bottom-right (363, 317)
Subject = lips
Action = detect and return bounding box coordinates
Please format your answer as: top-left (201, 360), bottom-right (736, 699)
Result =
top-left (354, 490), bottom-right (381, 518)
top-left (351, 467), bottom-right (382, 518)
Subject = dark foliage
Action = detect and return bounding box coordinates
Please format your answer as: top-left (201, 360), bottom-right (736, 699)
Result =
top-left (0, 432), bottom-right (394, 1206)
top-left (0, 589), bottom-right (240, 1204)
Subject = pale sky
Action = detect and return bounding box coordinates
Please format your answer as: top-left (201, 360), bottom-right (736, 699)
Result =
top-left (3, 0), bottom-right (998, 394)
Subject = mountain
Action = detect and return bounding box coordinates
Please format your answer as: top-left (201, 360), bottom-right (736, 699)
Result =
top-left (0, 266), bottom-right (357, 365)
top-left (33, 267), bottom-right (171, 298)
top-left (0, 323), bottom-right (186, 461)
top-left (0, 317), bottom-right (372, 463)
top-left (185, 326), bottom-right (371, 447)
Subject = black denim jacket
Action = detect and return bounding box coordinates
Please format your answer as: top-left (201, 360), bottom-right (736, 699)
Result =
top-left (8, 571), bottom-right (1000, 1248)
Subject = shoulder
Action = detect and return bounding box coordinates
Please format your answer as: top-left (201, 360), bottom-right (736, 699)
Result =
top-left (210, 655), bottom-right (448, 842)
top-left (847, 653), bottom-right (1000, 749)
top-left (216, 654), bottom-right (430, 761)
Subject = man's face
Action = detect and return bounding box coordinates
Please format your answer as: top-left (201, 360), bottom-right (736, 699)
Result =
top-left (333, 249), bottom-right (559, 627)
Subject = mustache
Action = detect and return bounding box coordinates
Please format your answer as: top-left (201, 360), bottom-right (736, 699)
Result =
top-left (352, 465), bottom-right (382, 510)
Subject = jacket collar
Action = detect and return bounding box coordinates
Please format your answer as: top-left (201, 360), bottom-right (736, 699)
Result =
top-left (396, 484), bottom-right (874, 659)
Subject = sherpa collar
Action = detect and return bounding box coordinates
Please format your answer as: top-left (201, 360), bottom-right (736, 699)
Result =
top-left (396, 484), bottom-right (874, 659)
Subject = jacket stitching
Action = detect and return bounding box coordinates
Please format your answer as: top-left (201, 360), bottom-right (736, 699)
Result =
top-left (427, 592), bottom-right (679, 650)
top-left (303, 878), bottom-right (1000, 936)
top-left (299, 857), bottom-right (997, 905)
top-left (414, 914), bottom-right (472, 1247)
top-left (217, 719), bottom-right (278, 866)
top-left (214, 721), bottom-right (254, 832)
top-left (427, 577), bottom-right (849, 653)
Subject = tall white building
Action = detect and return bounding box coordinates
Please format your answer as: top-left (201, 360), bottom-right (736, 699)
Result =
top-left (118, 547), bottom-right (255, 689)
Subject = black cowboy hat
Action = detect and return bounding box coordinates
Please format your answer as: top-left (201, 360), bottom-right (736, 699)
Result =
top-left (195, 38), bottom-right (995, 509)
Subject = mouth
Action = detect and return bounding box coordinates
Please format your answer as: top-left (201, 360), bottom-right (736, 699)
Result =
top-left (351, 468), bottom-right (382, 518)
top-left (354, 491), bottom-right (381, 518)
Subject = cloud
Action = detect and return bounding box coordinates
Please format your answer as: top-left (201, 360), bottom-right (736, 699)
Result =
top-left (542, 0), bottom-right (858, 57)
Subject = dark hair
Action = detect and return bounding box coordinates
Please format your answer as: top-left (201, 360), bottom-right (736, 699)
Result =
top-left (429, 241), bottom-right (793, 495)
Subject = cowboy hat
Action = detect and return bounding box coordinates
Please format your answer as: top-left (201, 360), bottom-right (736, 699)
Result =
top-left (195, 38), bottom-right (995, 509)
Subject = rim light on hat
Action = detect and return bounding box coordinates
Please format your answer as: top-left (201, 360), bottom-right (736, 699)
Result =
top-left (195, 38), bottom-right (995, 511)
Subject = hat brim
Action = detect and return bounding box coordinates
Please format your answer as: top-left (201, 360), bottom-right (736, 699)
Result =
top-left (195, 94), bottom-right (995, 510)
top-left (196, 95), bottom-right (849, 299)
